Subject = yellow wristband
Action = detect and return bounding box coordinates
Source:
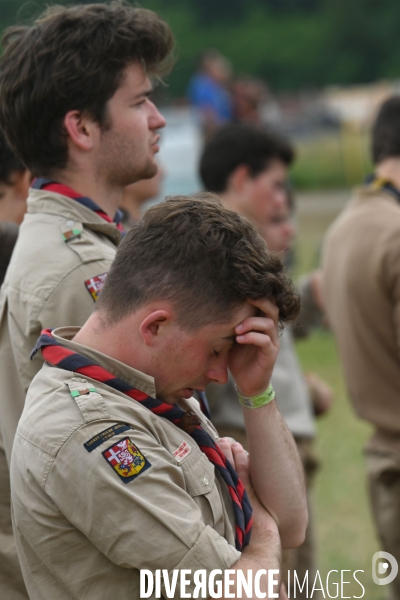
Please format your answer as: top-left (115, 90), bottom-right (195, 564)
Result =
top-left (236, 383), bottom-right (275, 409)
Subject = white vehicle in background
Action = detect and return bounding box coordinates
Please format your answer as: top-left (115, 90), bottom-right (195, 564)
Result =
top-left (148, 107), bottom-right (203, 207)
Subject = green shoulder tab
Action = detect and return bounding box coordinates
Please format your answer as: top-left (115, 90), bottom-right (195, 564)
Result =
top-left (60, 220), bottom-right (83, 242)
top-left (70, 387), bottom-right (97, 399)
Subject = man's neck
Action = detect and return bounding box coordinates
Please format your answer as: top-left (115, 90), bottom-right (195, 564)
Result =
top-left (48, 169), bottom-right (124, 219)
top-left (220, 191), bottom-right (254, 224)
top-left (120, 193), bottom-right (143, 223)
top-left (73, 312), bottom-right (147, 374)
top-left (375, 158), bottom-right (400, 191)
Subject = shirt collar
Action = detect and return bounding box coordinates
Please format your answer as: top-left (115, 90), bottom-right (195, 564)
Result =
top-left (31, 178), bottom-right (124, 227)
top-left (27, 188), bottom-right (123, 245)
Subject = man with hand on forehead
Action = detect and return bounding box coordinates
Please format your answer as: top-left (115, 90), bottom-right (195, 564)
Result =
top-left (11, 194), bottom-right (307, 599)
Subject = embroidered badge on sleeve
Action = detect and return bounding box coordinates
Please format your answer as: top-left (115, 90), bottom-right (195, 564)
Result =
top-left (84, 272), bottom-right (108, 302)
top-left (102, 437), bottom-right (151, 483)
top-left (84, 423), bottom-right (132, 452)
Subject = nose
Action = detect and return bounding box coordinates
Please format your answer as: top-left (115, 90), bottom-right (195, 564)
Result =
top-left (149, 100), bottom-right (166, 130)
top-left (206, 355), bottom-right (229, 386)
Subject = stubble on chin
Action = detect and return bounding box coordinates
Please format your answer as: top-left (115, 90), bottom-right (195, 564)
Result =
top-left (98, 130), bottom-right (158, 187)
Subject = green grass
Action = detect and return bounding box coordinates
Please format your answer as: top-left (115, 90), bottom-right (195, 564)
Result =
top-left (293, 196), bottom-right (383, 599)
top-left (291, 129), bottom-right (372, 191)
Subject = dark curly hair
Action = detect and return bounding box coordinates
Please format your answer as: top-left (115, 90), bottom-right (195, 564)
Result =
top-left (98, 193), bottom-right (300, 330)
top-left (0, 2), bottom-right (174, 175)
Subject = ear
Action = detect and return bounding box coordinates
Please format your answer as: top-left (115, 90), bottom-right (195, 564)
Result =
top-left (139, 309), bottom-right (172, 347)
top-left (63, 110), bottom-right (98, 152)
top-left (228, 164), bottom-right (252, 193)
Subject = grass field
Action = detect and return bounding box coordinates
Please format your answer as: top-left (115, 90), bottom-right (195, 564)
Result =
top-left (291, 128), bottom-right (372, 191)
top-left (293, 192), bottom-right (383, 599)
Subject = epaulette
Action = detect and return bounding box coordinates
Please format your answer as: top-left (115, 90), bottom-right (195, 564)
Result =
top-left (65, 377), bottom-right (110, 422)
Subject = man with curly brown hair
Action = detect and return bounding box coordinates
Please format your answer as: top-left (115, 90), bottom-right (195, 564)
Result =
top-left (11, 194), bottom-right (307, 599)
top-left (0, 4), bottom-right (173, 597)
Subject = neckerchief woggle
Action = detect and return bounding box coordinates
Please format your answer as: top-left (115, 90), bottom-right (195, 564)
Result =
top-left (32, 177), bottom-right (125, 234)
top-left (365, 173), bottom-right (400, 203)
top-left (32, 329), bottom-right (253, 551)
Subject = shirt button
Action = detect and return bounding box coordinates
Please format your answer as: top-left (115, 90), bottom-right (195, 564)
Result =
top-left (202, 476), bottom-right (209, 485)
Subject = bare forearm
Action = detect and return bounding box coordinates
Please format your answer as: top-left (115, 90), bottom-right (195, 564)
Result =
top-left (243, 401), bottom-right (307, 548)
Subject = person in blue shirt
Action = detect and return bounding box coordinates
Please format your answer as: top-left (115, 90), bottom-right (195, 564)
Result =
top-left (187, 50), bottom-right (233, 137)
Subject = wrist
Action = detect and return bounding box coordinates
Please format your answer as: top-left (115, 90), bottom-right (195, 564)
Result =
top-left (236, 383), bottom-right (275, 409)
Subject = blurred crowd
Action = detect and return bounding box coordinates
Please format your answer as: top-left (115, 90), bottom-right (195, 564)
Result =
top-left (187, 49), bottom-right (268, 138)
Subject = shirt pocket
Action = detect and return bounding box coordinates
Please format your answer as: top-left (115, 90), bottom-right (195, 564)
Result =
top-left (179, 447), bottom-right (225, 536)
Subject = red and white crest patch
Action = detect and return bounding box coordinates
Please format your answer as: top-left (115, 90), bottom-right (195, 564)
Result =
top-left (84, 272), bottom-right (108, 302)
top-left (102, 437), bottom-right (151, 483)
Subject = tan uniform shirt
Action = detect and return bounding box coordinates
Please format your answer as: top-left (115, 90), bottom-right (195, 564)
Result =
top-left (11, 327), bottom-right (240, 600)
top-left (322, 186), bottom-right (400, 452)
top-left (0, 188), bottom-right (120, 462)
top-left (0, 188), bottom-right (120, 599)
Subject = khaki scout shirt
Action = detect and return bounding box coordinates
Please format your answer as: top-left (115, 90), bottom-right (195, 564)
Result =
top-left (323, 187), bottom-right (400, 452)
top-left (0, 188), bottom-right (121, 463)
top-left (11, 327), bottom-right (240, 600)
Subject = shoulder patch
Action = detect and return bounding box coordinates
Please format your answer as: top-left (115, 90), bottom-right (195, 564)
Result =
top-left (84, 423), bottom-right (132, 452)
top-left (84, 272), bottom-right (108, 301)
top-left (102, 437), bottom-right (151, 483)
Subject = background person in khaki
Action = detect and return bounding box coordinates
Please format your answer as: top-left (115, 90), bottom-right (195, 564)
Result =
top-left (200, 123), bottom-right (331, 598)
top-left (11, 195), bottom-right (307, 599)
top-left (0, 132), bottom-right (31, 599)
top-left (0, 4), bottom-right (173, 598)
top-left (323, 96), bottom-right (400, 600)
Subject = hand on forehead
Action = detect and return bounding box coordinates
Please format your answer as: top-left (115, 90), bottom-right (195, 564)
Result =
top-left (235, 297), bottom-right (278, 328)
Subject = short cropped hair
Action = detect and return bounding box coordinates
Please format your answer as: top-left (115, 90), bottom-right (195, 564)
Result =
top-left (372, 96), bottom-right (400, 164)
top-left (0, 221), bottom-right (18, 286)
top-left (97, 193), bottom-right (300, 330)
top-left (0, 131), bottom-right (25, 184)
top-left (200, 123), bottom-right (295, 193)
top-left (0, 3), bottom-right (174, 175)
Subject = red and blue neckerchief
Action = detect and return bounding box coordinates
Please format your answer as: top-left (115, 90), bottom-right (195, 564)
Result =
top-left (32, 177), bottom-right (125, 234)
top-left (32, 328), bottom-right (253, 551)
top-left (365, 174), bottom-right (400, 203)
